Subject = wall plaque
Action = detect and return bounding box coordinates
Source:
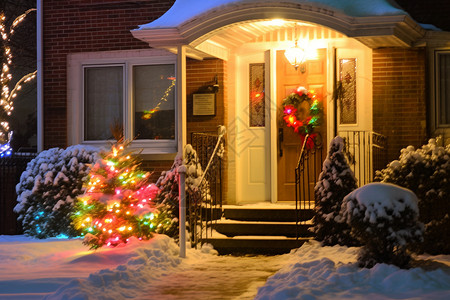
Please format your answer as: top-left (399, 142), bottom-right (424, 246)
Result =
top-left (193, 93), bottom-right (216, 116)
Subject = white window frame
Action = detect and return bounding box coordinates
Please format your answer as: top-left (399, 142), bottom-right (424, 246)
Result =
top-left (68, 49), bottom-right (178, 155)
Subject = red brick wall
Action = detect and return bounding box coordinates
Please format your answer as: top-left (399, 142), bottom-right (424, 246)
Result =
top-left (43, 0), bottom-right (175, 149)
top-left (372, 48), bottom-right (427, 162)
top-left (186, 58), bottom-right (228, 201)
top-left (186, 58), bottom-right (226, 141)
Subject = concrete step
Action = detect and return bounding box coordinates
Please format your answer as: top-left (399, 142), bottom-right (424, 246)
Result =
top-left (213, 220), bottom-right (314, 238)
top-left (222, 207), bottom-right (314, 222)
top-left (204, 236), bottom-right (312, 255)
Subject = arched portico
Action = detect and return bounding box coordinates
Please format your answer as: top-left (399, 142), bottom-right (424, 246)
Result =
top-left (132, 0), bottom-right (425, 204)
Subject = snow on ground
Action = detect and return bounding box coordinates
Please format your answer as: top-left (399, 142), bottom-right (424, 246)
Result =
top-left (0, 235), bottom-right (449, 300)
top-left (0, 234), bottom-right (289, 299)
top-left (256, 241), bottom-right (450, 300)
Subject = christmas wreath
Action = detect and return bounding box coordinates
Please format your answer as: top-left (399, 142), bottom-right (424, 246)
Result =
top-left (282, 86), bottom-right (321, 136)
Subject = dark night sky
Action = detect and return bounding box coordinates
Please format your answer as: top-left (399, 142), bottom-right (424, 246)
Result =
top-left (395, 0), bottom-right (450, 31)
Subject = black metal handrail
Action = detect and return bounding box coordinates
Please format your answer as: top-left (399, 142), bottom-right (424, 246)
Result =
top-left (294, 131), bottom-right (387, 239)
top-left (338, 130), bottom-right (387, 187)
top-left (189, 127), bottom-right (225, 248)
top-left (294, 134), bottom-right (324, 239)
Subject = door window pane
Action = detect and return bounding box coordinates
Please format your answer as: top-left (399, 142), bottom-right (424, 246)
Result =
top-left (134, 64), bottom-right (176, 140)
top-left (438, 53), bottom-right (450, 125)
top-left (84, 66), bottom-right (123, 140)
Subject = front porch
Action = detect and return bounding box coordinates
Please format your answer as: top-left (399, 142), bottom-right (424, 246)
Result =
top-left (188, 128), bottom-right (387, 254)
top-left (131, 0), bottom-right (427, 207)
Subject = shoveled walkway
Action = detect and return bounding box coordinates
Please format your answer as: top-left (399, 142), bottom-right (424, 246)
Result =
top-left (141, 252), bottom-right (292, 300)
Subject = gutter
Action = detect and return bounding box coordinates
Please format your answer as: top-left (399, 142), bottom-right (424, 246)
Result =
top-left (37, 0), bottom-right (43, 152)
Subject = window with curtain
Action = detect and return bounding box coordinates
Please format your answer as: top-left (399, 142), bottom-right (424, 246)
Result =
top-left (84, 66), bottom-right (123, 141)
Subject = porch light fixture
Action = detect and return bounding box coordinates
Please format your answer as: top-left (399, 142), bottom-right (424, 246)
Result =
top-left (284, 41), bottom-right (306, 71)
top-left (285, 24), bottom-right (306, 72)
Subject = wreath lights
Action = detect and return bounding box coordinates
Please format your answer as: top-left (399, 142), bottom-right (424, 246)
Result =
top-left (282, 86), bottom-right (321, 134)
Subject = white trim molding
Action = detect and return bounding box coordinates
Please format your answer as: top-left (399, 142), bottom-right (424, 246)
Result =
top-left (67, 49), bottom-right (180, 156)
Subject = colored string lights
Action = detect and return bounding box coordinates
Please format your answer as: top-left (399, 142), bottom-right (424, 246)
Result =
top-left (72, 140), bottom-right (160, 249)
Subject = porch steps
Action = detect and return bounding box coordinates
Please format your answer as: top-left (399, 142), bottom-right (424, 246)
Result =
top-left (206, 206), bottom-right (316, 255)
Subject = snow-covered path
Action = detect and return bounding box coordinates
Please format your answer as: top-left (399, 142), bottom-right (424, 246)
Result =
top-left (1, 235), bottom-right (449, 299)
top-left (142, 253), bottom-right (288, 300)
top-left (0, 235), bottom-right (292, 299)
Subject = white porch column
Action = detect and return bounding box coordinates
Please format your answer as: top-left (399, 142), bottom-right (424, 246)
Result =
top-left (176, 45), bottom-right (187, 156)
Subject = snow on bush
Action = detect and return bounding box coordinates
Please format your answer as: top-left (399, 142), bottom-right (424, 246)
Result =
top-left (376, 139), bottom-right (450, 254)
top-left (311, 136), bottom-right (359, 246)
top-left (14, 145), bottom-right (99, 238)
top-left (340, 182), bottom-right (424, 268)
top-left (153, 144), bottom-right (204, 240)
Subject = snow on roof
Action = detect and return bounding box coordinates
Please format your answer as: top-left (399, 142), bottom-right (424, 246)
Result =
top-left (138, 0), bottom-right (407, 30)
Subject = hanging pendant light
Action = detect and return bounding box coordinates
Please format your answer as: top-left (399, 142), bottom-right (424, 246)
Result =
top-left (284, 40), bottom-right (305, 70)
top-left (285, 23), bottom-right (306, 71)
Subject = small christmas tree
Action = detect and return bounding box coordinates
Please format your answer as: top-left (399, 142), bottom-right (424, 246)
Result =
top-left (72, 140), bottom-right (159, 249)
top-left (311, 136), bottom-right (359, 246)
top-left (153, 144), bottom-right (204, 240)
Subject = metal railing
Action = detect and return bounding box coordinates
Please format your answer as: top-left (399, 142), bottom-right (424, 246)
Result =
top-left (294, 131), bottom-right (387, 239)
top-left (338, 130), bottom-right (387, 187)
top-left (294, 134), bottom-right (324, 238)
top-left (0, 152), bottom-right (37, 234)
top-left (188, 127), bottom-right (225, 248)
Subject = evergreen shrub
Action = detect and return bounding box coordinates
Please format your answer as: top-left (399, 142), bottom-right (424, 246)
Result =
top-left (340, 182), bottom-right (424, 268)
top-left (14, 145), bottom-right (98, 238)
top-left (375, 139), bottom-right (450, 254)
top-left (311, 136), bottom-right (359, 246)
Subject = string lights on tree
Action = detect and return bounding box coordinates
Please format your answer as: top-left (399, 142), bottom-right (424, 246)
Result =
top-left (72, 139), bottom-right (160, 249)
top-left (0, 9), bottom-right (37, 156)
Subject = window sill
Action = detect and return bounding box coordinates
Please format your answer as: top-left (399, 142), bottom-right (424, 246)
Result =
top-left (80, 140), bottom-right (178, 160)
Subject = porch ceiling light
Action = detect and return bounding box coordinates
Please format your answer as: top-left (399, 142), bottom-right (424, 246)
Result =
top-left (284, 41), bottom-right (306, 70)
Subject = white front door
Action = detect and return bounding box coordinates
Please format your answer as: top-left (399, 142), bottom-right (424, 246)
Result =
top-left (235, 52), bottom-right (271, 203)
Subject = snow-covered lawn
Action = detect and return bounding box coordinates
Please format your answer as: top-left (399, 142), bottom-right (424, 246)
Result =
top-left (0, 235), bottom-right (449, 300)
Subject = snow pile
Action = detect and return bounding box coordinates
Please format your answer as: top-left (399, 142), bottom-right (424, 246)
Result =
top-left (312, 136), bottom-right (358, 246)
top-left (376, 139), bottom-right (450, 254)
top-left (14, 145), bottom-right (99, 238)
top-left (46, 235), bottom-right (181, 300)
top-left (1, 235), bottom-right (449, 299)
top-left (340, 183), bottom-right (423, 268)
top-left (255, 240), bottom-right (450, 300)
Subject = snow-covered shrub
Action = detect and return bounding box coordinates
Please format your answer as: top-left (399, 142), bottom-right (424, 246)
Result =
top-left (153, 144), bottom-right (204, 239)
top-left (340, 183), bottom-right (424, 268)
top-left (14, 145), bottom-right (99, 238)
top-left (375, 139), bottom-right (450, 254)
top-left (311, 136), bottom-right (359, 246)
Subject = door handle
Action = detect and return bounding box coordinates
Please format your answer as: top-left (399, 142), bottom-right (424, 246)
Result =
top-left (278, 128), bottom-right (284, 157)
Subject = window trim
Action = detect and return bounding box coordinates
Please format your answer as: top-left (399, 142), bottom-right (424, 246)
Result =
top-left (434, 50), bottom-right (450, 129)
top-left (68, 49), bottom-right (178, 156)
top-left (82, 63), bottom-right (126, 142)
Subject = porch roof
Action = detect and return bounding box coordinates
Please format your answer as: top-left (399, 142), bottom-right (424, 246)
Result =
top-left (131, 0), bottom-right (426, 52)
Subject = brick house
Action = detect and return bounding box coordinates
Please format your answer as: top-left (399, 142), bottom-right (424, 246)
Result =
top-left (40, 0), bottom-right (450, 205)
